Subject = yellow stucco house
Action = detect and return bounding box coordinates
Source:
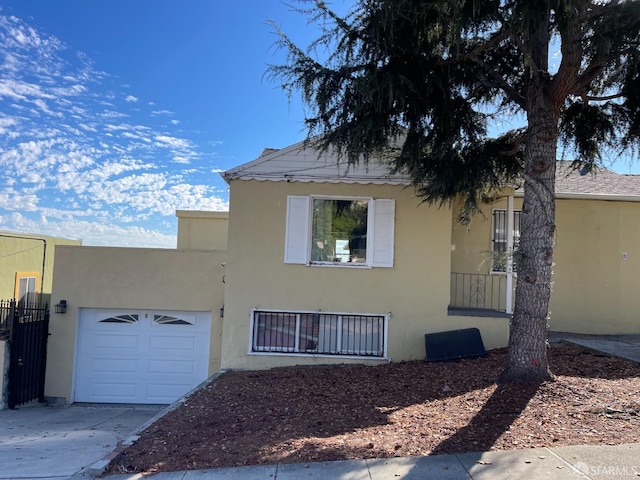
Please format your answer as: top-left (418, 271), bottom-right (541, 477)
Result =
top-left (44, 140), bottom-right (640, 405)
top-left (1, 232), bottom-right (81, 409)
top-left (0, 232), bottom-right (81, 306)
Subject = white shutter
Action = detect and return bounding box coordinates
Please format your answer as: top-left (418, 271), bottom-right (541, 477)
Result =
top-left (371, 198), bottom-right (395, 267)
top-left (284, 196), bottom-right (310, 264)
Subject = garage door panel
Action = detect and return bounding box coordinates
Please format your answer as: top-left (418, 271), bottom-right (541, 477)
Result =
top-left (75, 309), bottom-right (212, 404)
top-left (74, 359), bottom-right (139, 378)
top-left (93, 334), bottom-right (141, 349)
top-left (148, 359), bottom-right (195, 375)
top-left (149, 334), bottom-right (196, 350)
top-left (76, 381), bottom-right (139, 402)
top-left (77, 343), bottom-right (148, 358)
top-left (90, 358), bottom-right (139, 373)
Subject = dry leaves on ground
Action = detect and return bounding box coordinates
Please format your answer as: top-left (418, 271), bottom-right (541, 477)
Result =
top-left (105, 343), bottom-right (640, 475)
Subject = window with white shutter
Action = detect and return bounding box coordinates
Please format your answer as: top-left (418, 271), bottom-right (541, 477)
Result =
top-left (284, 195), bottom-right (395, 268)
top-left (284, 196), bottom-right (310, 264)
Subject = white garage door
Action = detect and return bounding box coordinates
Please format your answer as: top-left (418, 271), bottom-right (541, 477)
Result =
top-left (74, 309), bottom-right (211, 404)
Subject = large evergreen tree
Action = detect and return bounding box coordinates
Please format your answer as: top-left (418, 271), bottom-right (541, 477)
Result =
top-left (269, 0), bottom-right (640, 382)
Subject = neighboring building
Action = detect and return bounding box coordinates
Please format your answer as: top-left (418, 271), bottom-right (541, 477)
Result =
top-left (44, 140), bottom-right (640, 406)
top-left (1, 232), bottom-right (81, 409)
top-left (0, 232), bottom-right (81, 306)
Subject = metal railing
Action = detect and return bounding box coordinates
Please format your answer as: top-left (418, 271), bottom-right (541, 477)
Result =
top-left (252, 310), bottom-right (386, 357)
top-left (450, 272), bottom-right (510, 312)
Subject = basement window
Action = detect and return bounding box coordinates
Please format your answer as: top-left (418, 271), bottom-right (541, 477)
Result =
top-left (250, 309), bottom-right (388, 358)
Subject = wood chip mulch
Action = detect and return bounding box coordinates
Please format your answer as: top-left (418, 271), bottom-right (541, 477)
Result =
top-left (105, 343), bottom-right (640, 475)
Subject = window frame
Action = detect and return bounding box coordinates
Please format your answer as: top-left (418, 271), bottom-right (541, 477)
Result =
top-left (284, 195), bottom-right (395, 268)
top-left (249, 308), bottom-right (390, 360)
top-left (491, 209), bottom-right (521, 274)
top-left (310, 195), bottom-right (372, 266)
top-left (14, 272), bottom-right (41, 306)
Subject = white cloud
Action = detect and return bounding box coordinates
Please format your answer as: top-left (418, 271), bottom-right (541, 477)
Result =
top-left (154, 134), bottom-right (191, 149)
top-left (0, 11), bottom-right (225, 247)
top-left (0, 213), bottom-right (177, 248)
top-left (0, 191), bottom-right (38, 211)
top-left (100, 110), bottom-right (129, 119)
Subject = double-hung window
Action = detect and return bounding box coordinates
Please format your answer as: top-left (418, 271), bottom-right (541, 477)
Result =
top-left (491, 209), bottom-right (521, 273)
top-left (284, 195), bottom-right (395, 267)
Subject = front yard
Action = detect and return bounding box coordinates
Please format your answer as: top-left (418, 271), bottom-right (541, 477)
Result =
top-left (106, 343), bottom-right (640, 475)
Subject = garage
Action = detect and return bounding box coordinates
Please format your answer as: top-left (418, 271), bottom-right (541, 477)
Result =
top-left (74, 308), bottom-right (212, 404)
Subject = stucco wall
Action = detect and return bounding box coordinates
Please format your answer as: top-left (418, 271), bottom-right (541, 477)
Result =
top-left (450, 195), bottom-right (522, 275)
top-left (551, 198), bottom-right (640, 333)
top-left (221, 179), bottom-right (508, 370)
top-left (46, 246), bottom-right (226, 403)
top-left (0, 233), bottom-right (81, 301)
top-left (451, 196), bottom-right (640, 334)
top-left (176, 210), bottom-right (229, 251)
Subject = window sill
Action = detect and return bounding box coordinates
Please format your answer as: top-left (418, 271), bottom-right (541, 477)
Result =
top-left (248, 351), bottom-right (388, 361)
top-left (307, 262), bottom-right (372, 269)
top-left (447, 306), bottom-right (512, 318)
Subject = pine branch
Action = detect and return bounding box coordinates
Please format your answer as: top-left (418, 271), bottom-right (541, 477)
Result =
top-left (438, 28), bottom-right (509, 66)
top-left (583, 93), bottom-right (624, 102)
top-left (474, 60), bottom-right (527, 109)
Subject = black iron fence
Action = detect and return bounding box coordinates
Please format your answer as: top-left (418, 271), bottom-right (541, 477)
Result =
top-left (450, 272), bottom-right (511, 312)
top-left (0, 299), bottom-right (50, 408)
top-left (0, 299), bottom-right (14, 335)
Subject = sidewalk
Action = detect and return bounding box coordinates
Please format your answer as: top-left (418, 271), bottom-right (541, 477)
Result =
top-left (549, 332), bottom-right (640, 363)
top-left (87, 443), bottom-right (640, 479)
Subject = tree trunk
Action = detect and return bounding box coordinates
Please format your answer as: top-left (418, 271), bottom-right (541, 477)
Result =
top-left (499, 104), bottom-right (557, 383)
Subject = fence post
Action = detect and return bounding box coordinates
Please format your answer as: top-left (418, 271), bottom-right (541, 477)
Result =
top-left (38, 309), bottom-right (50, 403)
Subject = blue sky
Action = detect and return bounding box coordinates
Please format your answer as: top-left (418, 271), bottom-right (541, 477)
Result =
top-left (0, 1), bottom-right (638, 248)
top-left (0, 1), bottom-right (338, 247)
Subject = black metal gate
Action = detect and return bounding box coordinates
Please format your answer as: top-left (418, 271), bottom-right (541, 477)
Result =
top-left (0, 300), bottom-right (50, 409)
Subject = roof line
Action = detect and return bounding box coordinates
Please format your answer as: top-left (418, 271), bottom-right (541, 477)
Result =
top-left (514, 191), bottom-right (640, 202)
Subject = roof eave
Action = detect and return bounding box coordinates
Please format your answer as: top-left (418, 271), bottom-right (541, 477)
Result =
top-left (222, 174), bottom-right (412, 185)
top-left (514, 191), bottom-right (640, 202)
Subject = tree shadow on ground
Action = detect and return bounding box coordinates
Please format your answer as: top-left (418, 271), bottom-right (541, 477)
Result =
top-left (430, 381), bottom-right (540, 454)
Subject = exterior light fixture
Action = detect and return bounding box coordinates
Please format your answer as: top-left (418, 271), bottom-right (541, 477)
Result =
top-left (54, 300), bottom-right (67, 314)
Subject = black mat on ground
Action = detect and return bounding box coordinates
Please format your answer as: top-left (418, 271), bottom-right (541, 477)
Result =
top-left (425, 327), bottom-right (487, 362)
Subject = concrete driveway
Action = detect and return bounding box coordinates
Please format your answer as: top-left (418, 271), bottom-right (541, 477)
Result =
top-left (0, 402), bottom-right (163, 480)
